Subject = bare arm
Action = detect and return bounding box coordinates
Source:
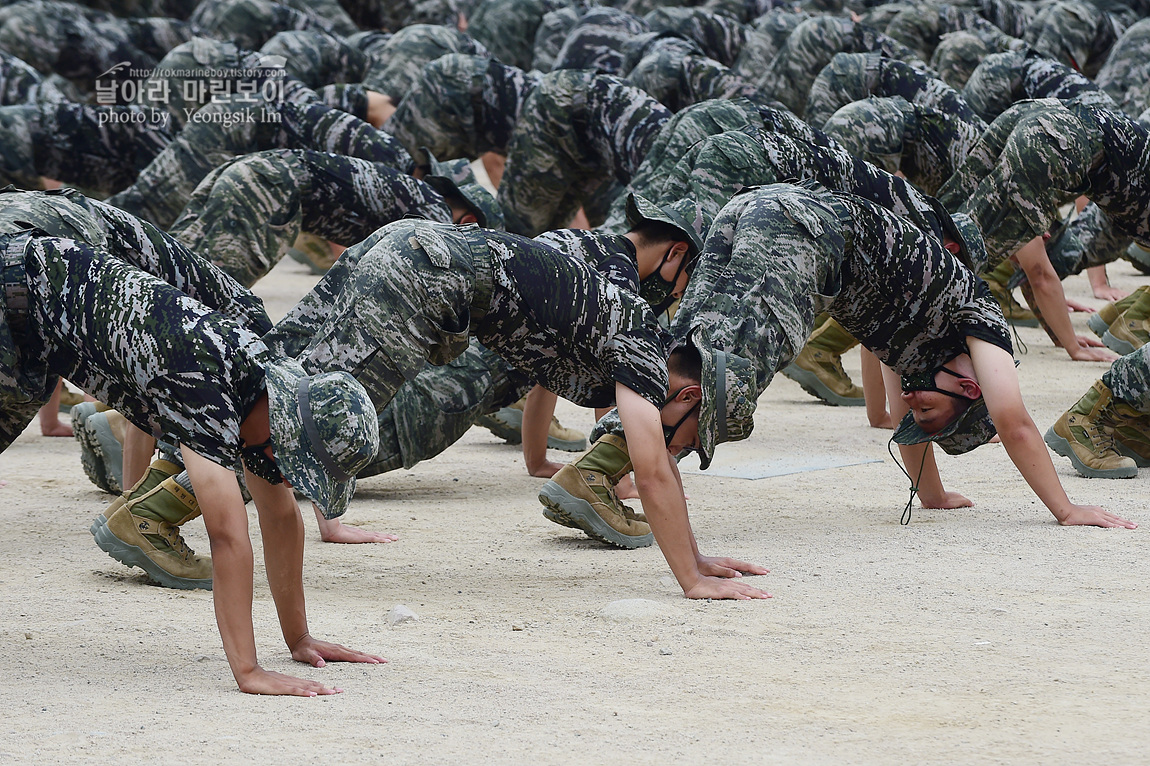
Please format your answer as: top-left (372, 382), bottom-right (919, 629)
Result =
top-left (968, 338), bottom-right (1135, 528)
top-left (1015, 237), bottom-right (1116, 362)
top-left (615, 384), bottom-right (769, 600)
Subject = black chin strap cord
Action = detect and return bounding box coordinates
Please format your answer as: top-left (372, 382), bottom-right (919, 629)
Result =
top-left (888, 436), bottom-right (928, 526)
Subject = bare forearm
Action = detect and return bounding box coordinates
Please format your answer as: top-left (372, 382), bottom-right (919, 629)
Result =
top-left (997, 420), bottom-right (1073, 521)
top-left (249, 476), bottom-right (309, 647)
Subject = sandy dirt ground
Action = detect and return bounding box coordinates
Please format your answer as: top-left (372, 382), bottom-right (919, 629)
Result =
top-left (1, 255), bottom-right (1147, 765)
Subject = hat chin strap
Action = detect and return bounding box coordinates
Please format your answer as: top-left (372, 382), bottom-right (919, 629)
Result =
top-left (714, 350), bottom-right (727, 444)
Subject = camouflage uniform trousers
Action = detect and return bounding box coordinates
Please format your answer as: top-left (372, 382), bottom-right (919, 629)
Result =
top-left (550, 6), bottom-right (649, 75)
top-left (169, 148), bottom-right (452, 288)
top-left (751, 16), bottom-right (926, 118)
top-left (466, 0), bottom-right (571, 72)
top-left (1045, 202), bottom-right (1133, 279)
top-left (384, 53), bottom-right (539, 166)
top-left (188, 0), bottom-right (356, 52)
top-left (1095, 17), bottom-right (1150, 118)
top-left (265, 219), bottom-right (486, 417)
top-left (1104, 345), bottom-right (1150, 415)
top-left (361, 24), bottom-right (489, 103)
top-left (0, 0), bottom-right (193, 84)
top-left (936, 98), bottom-right (1103, 269)
top-left (0, 102), bottom-right (175, 195)
top-left (137, 36), bottom-right (325, 130)
top-left (624, 37), bottom-right (767, 114)
top-left (804, 51), bottom-right (988, 143)
top-left (358, 339), bottom-right (531, 477)
top-left (498, 70), bottom-right (671, 236)
top-left (106, 94), bottom-right (414, 230)
top-left (962, 48), bottom-right (1118, 124)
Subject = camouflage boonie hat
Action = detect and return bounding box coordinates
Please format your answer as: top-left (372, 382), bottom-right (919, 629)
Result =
top-left (892, 396), bottom-right (996, 456)
top-left (949, 212), bottom-right (987, 273)
top-left (423, 149), bottom-right (504, 230)
top-left (690, 328), bottom-right (756, 470)
top-left (265, 359), bottom-right (379, 519)
top-left (625, 193), bottom-right (711, 258)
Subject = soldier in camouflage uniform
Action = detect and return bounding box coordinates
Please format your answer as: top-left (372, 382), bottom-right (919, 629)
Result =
top-left (749, 14), bottom-right (927, 118)
top-left (1022, 0), bottom-right (1138, 79)
top-left (0, 0), bottom-right (194, 88)
top-left (187, 0), bottom-right (358, 51)
top-left (0, 102), bottom-right (175, 195)
top-left (0, 49), bottom-right (68, 105)
top-left (466, 0), bottom-right (576, 71)
top-left (729, 6), bottom-right (811, 84)
top-left (106, 93), bottom-right (413, 229)
top-left (962, 47), bottom-right (1117, 123)
top-left (383, 53), bottom-right (541, 168)
top-left (641, 5), bottom-right (747, 67)
top-left (881, 1), bottom-right (1022, 62)
top-left (550, 5), bottom-right (649, 74)
top-left (936, 98), bottom-right (1150, 360)
top-left (540, 182), bottom-right (1135, 548)
top-left (259, 215), bottom-right (769, 601)
top-left (929, 30), bottom-right (990, 89)
top-left (497, 68), bottom-right (672, 236)
top-left (1095, 17), bottom-right (1150, 118)
top-left (359, 24), bottom-right (489, 103)
top-left (803, 51), bottom-right (987, 141)
top-left (1046, 343), bottom-right (1150, 478)
top-left (340, 0), bottom-right (463, 32)
top-left (0, 186), bottom-right (385, 695)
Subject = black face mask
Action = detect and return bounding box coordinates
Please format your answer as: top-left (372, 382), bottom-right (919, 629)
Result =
top-left (640, 245), bottom-right (693, 315)
top-left (900, 366), bottom-right (974, 401)
top-left (660, 386), bottom-right (700, 452)
top-left (240, 438), bottom-right (285, 485)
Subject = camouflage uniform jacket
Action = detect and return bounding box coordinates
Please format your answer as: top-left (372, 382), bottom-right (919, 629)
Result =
top-left (963, 47), bottom-right (1118, 122)
top-left (551, 6), bottom-right (650, 74)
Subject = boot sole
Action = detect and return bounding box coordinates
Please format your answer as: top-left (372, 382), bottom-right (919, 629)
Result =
top-left (74, 420), bottom-right (119, 494)
top-left (780, 363), bottom-right (865, 407)
top-left (1087, 312), bottom-right (1111, 338)
top-left (92, 518), bottom-right (213, 590)
top-left (538, 482), bottom-right (653, 549)
top-left (89, 414), bottom-right (124, 493)
top-left (547, 435), bottom-right (587, 452)
top-left (1043, 427), bottom-right (1137, 479)
top-left (1102, 330), bottom-right (1141, 356)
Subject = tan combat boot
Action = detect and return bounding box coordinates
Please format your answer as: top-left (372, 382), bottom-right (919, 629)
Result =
top-left (72, 403), bottom-right (123, 494)
top-left (477, 397), bottom-right (587, 451)
top-left (1044, 381), bottom-right (1139, 478)
top-left (984, 261), bottom-right (1039, 327)
top-left (94, 476), bottom-right (213, 589)
top-left (1103, 291), bottom-right (1150, 355)
top-left (781, 316), bottom-right (864, 406)
top-left (537, 435), bottom-right (653, 548)
top-left (90, 458), bottom-right (182, 536)
top-left (1088, 285), bottom-right (1147, 337)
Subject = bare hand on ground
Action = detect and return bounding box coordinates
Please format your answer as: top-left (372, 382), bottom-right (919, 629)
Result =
top-left (290, 635), bottom-right (387, 668)
top-left (684, 576), bottom-right (771, 600)
top-left (920, 490), bottom-right (974, 509)
top-left (1067, 341), bottom-right (1118, 362)
top-left (1058, 504), bottom-right (1137, 529)
top-left (527, 459), bottom-right (564, 478)
top-left (321, 522), bottom-right (399, 544)
top-left (1065, 297), bottom-right (1096, 312)
top-left (697, 554), bottom-right (770, 579)
top-left (235, 666), bottom-right (344, 697)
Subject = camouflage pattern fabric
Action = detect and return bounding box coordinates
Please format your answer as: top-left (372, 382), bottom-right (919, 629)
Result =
top-left (821, 96), bottom-right (973, 196)
top-left (1095, 17), bottom-right (1150, 117)
top-left (339, 0), bottom-right (461, 32)
top-left (169, 148), bottom-right (453, 288)
top-left (1045, 201), bottom-right (1133, 278)
top-left (551, 6), bottom-right (650, 74)
top-left (1023, 0), bottom-right (1132, 78)
top-left (929, 30), bottom-right (990, 89)
top-left (882, 2), bottom-right (1021, 62)
top-left (361, 24), bottom-right (489, 103)
top-left (938, 98), bottom-right (1150, 267)
top-left (624, 34), bottom-right (767, 112)
top-left (384, 53), bottom-right (540, 166)
top-left (730, 7), bottom-right (811, 80)
top-left (532, 4), bottom-right (582, 72)
top-left (804, 51), bottom-right (987, 143)
top-left (642, 6), bottom-right (747, 66)
top-left (259, 30), bottom-right (370, 90)
top-left (497, 69), bottom-right (671, 236)
top-left (0, 49), bottom-right (67, 105)
top-left (0, 102), bottom-right (175, 195)
top-left (749, 15), bottom-right (926, 117)
top-left (188, 0), bottom-right (356, 51)
top-left (0, 187), bottom-right (272, 459)
top-left (138, 36), bottom-right (324, 130)
top-left (962, 48), bottom-right (1117, 123)
top-left (70, 0), bottom-right (201, 18)
top-left (358, 340), bottom-right (530, 477)
top-left (0, 0), bottom-right (194, 85)
top-left (106, 94), bottom-right (414, 229)
top-left (467, 0), bottom-right (574, 71)
top-left (1104, 345), bottom-right (1150, 415)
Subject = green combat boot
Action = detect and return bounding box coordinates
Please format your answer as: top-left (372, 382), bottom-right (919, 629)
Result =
top-left (90, 458), bottom-right (181, 537)
top-left (1088, 285), bottom-right (1146, 337)
top-left (1103, 290), bottom-right (1150, 354)
top-left (93, 476), bottom-right (213, 589)
top-left (1044, 381), bottom-right (1140, 478)
top-left (984, 261), bottom-right (1038, 328)
top-left (537, 434), bottom-right (653, 548)
top-left (287, 232), bottom-right (339, 275)
top-left (1125, 240), bottom-right (1150, 275)
top-left (71, 402), bottom-right (122, 494)
top-left (780, 316), bottom-right (865, 406)
top-left (476, 397), bottom-right (588, 451)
